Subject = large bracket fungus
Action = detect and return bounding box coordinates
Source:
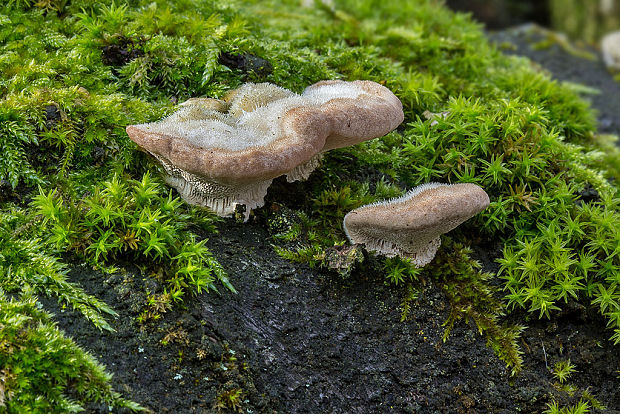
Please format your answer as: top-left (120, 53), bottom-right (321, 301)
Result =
top-left (343, 183), bottom-right (490, 267)
top-left (126, 80), bottom-right (403, 219)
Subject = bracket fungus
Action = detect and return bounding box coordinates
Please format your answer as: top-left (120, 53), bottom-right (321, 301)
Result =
top-left (343, 183), bottom-right (490, 267)
top-left (126, 80), bottom-right (403, 219)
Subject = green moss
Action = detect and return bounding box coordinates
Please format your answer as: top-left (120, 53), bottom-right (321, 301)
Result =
top-left (257, 0), bottom-right (618, 364)
top-left (0, 293), bottom-right (143, 413)
top-left (0, 207), bottom-right (117, 331)
top-left (32, 172), bottom-right (233, 298)
top-left (543, 358), bottom-right (606, 413)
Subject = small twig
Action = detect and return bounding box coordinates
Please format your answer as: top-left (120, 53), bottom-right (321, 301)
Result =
top-left (541, 340), bottom-right (548, 370)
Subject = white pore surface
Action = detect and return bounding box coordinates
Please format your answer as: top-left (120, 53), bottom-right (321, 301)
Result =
top-left (302, 82), bottom-right (365, 104)
top-left (168, 106), bottom-right (232, 124)
top-left (138, 82), bottom-right (369, 151)
top-left (138, 103), bottom-right (276, 151)
top-left (237, 96), bottom-right (308, 138)
top-left (146, 119), bottom-right (266, 151)
top-left (234, 83), bottom-right (296, 105)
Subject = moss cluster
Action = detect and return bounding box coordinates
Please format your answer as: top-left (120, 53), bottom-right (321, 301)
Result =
top-left (0, 293), bottom-right (142, 413)
top-left (0, 0), bottom-right (619, 411)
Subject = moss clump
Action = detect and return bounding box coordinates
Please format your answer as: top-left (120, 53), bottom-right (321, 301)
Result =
top-left (32, 172), bottom-right (233, 300)
top-left (258, 0), bottom-right (619, 363)
top-left (0, 293), bottom-right (143, 413)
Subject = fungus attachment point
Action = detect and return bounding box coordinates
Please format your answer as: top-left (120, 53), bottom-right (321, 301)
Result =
top-left (343, 183), bottom-right (490, 267)
top-left (126, 80), bottom-right (403, 220)
top-left (150, 154), bottom-right (274, 219)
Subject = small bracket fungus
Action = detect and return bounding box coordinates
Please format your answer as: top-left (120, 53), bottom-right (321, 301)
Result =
top-left (126, 80), bottom-right (403, 219)
top-left (343, 183), bottom-right (490, 267)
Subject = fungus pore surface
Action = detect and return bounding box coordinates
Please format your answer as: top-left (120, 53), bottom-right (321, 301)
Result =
top-left (126, 80), bottom-right (403, 219)
top-left (343, 183), bottom-right (490, 267)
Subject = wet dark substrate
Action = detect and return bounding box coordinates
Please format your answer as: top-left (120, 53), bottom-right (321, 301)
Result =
top-left (45, 217), bottom-right (620, 413)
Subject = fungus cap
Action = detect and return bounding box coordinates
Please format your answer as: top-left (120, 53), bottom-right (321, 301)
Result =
top-left (126, 103), bottom-right (329, 219)
top-left (224, 82), bottom-right (296, 117)
top-left (302, 80), bottom-right (404, 151)
top-left (285, 80), bottom-right (404, 182)
top-left (343, 183), bottom-right (490, 267)
top-left (179, 97), bottom-right (228, 112)
top-left (134, 99), bottom-right (335, 176)
top-left (126, 80), bottom-right (403, 219)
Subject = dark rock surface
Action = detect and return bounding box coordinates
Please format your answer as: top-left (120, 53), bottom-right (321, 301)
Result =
top-left (45, 218), bottom-right (620, 413)
top-left (446, 0), bottom-right (550, 30)
top-left (199, 220), bottom-right (620, 413)
top-left (218, 52), bottom-right (273, 78)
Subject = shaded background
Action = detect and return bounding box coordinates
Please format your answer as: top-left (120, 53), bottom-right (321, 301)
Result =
top-left (446, 0), bottom-right (620, 42)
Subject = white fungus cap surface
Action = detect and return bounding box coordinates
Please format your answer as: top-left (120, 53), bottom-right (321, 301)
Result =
top-left (132, 82), bottom-right (367, 152)
top-left (301, 82), bottom-right (365, 103)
